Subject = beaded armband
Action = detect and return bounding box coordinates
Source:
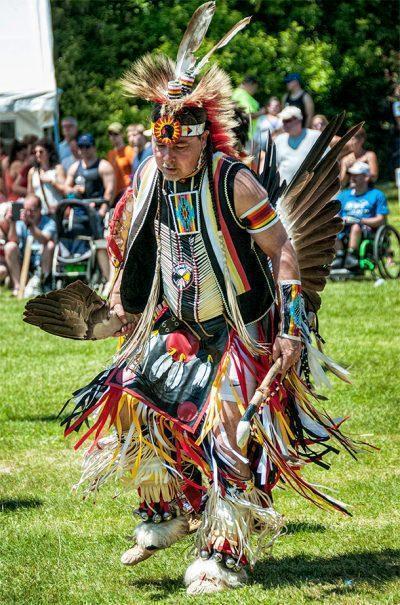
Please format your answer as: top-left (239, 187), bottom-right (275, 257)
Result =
top-left (239, 197), bottom-right (279, 233)
top-left (278, 280), bottom-right (303, 341)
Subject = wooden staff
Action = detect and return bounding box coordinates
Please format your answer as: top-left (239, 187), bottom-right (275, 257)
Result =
top-left (18, 234), bottom-right (34, 300)
top-left (236, 357), bottom-right (283, 449)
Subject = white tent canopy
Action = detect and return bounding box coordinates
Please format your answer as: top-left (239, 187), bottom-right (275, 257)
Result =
top-left (0, 0), bottom-right (57, 141)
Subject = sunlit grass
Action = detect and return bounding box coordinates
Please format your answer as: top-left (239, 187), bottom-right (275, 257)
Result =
top-left (0, 185), bottom-right (399, 604)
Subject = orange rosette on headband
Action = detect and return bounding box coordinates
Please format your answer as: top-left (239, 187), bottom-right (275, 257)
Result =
top-left (153, 115), bottom-right (182, 145)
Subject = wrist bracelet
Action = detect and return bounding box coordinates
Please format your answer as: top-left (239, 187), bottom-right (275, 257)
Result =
top-left (278, 280), bottom-right (303, 341)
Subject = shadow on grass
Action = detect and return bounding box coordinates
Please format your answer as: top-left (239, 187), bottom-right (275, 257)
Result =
top-left (0, 498), bottom-right (43, 513)
top-left (7, 414), bottom-right (60, 423)
top-left (285, 522), bottom-right (326, 534)
top-left (254, 549), bottom-right (400, 588)
top-left (129, 578), bottom-right (183, 601)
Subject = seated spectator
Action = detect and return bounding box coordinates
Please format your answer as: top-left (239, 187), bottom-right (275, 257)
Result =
top-left (332, 162), bottom-right (389, 270)
top-left (253, 97), bottom-right (283, 150)
top-left (2, 140), bottom-right (28, 201)
top-left (340, 127), bottom-right (378, 186)
top-left (283, 73), bottom-right (314, 127)
top-left (127, 124), bottom-right (153, 179)
top-left (0, 202), bottom-right (11, 284)
top-left (107, 122), bottom-right (134, 203)
top-left (59, 117), bottom-right (79, 169)
top-left (12, 134), bottom-right (39, 199)
top-left (27, 139), bottom-right (65, 214)
top-left (65, 133), bottom-right (115, 214)
top-left (274, 106), bottom-right (320, 187)
top-left (4, 195), bottom-right (57, 295)
top-left (65, 133), bottom-right (115, 282)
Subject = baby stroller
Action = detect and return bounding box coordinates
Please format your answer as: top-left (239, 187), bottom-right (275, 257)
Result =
top-left (52, 200), bottom-right (103, 290)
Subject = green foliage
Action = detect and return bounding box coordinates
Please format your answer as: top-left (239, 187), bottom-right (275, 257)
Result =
top-left (51, 0), bottom-right (399, 171)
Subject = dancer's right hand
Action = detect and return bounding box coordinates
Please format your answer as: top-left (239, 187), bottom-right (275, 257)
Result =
top-left (112, 303), bottom-right (136, 337)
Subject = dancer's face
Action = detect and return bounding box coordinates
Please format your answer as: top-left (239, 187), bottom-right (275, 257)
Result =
top-left (153, 131), bottom-right (208, 181)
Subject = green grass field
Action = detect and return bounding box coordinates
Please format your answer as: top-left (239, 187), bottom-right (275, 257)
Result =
top-left (0, 187), bottom-right (399, 604)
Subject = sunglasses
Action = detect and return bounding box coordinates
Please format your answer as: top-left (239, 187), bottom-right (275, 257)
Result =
top-left (108, 131), bottom-right (119, 136)
top-left (78, 144), bottom-right (92, 149)
top-left (282, 117), bottom-right (297, 124)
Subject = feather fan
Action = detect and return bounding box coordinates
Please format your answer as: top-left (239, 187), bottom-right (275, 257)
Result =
top-left (257, 116), bottom-right (363, 311)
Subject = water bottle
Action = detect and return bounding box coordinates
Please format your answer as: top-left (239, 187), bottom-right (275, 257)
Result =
top-left (75, 175), bottom-right (85, 198)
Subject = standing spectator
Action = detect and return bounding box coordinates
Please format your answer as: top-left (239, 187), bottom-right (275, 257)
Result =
top-left (232, 76), bottom-right (264, 120)
top-left (390, 83), bottom-right (400, 171)
top-left (283, 73), bottom-right (314, 128)
top-left (253, 96), bottom-right (283, 150)
top-left (340, 127), bottom-right (379, 187)
top-left (4, 194), bottom-right (57, 295)
top-left (332, 162), bottom-right (389, 270)
top-left (127, 124), bottom-right (153, 179)
top-left (61, 138), bottom-right (80, 173)
top-left (107, 122), bottom-right (134, 202)
top-left (311, 114), bottom-right (351, 156)
top-left (59, 117), bottom-right (79, 168)
top-left (232, 76), bottom-right (265, 138)
top-left (65, 133), bottom-right (115, 216)
top-left (12, 134), bottom-right (38, 199)
top-left (2, 140), bottom-right (28, 201)
top-left (27, 139), bottom-right (66, 214)
top-left (274, 106), bottom-right (320, 187)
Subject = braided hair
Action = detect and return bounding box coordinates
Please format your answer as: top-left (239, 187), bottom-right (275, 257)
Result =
top-left (205, 131), bottom-right (220, 230)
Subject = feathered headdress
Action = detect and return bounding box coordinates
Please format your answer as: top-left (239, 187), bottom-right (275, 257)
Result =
top-left (121, 1), bottom-right (250, 156)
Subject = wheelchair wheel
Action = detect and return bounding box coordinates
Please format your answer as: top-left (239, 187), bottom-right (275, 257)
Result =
top-left (373, 225), bottom-right (400, 279)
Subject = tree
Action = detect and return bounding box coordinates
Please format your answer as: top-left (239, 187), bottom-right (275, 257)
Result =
top-left (51, 0), bottom-right (399, 175)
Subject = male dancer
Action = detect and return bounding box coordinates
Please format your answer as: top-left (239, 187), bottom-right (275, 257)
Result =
top-left (25, 2), bottom-right (364, 595)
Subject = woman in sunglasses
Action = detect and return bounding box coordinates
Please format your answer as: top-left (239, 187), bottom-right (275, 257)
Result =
top-left (27, 138), bottom-right (66, 214)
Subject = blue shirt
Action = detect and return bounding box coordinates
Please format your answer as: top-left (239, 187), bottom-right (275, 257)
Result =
top-left (337, 188), bottom-right (389, 220)
top-left (16, 215), bottom-right (57, 252)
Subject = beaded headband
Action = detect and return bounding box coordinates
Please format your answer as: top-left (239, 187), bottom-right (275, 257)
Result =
top-left (152, 116), bottom-right (205, 145)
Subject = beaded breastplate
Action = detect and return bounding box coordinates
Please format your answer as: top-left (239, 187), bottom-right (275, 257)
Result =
top-left (159, 169), bottom-right (225, 323)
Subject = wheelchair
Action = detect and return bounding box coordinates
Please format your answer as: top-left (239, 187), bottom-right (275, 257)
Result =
top-left (52, 199), bottom-right (107, 290)
top-left (330, 220), bottom-right (400, 280)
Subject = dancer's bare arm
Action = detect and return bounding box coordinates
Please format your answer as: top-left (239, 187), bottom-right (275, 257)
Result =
top-left (234, 169), bottom-right (301, 374)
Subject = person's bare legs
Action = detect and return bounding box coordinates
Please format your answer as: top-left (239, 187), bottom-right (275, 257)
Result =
top-left (4, 241), bottom-right (21, 294)
top-left (96, 248), bottom-right (110, 281)
top-left (0, 262), bottom-right (8, 284)
top-left (348, 223), bottom-right (362, 251)
top-left (41, 240), bottom-right (55, 276)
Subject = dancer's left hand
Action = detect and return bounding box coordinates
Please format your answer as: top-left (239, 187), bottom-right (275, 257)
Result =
top-left (272, 336), bottom-right (302, 376)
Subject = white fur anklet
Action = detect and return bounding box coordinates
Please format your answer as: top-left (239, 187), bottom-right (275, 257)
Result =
top-left (135, 515), bottom-right (190, 549)
top-left (121, 516), bottom-right (190, 566)
top-left (184, 558), bottom-right (247, 595)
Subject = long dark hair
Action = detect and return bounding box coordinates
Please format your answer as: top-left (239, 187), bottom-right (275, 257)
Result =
top-left (34, 138), bottom-right (59, 168)
top-left (8, 139), bottom-right (28, 165)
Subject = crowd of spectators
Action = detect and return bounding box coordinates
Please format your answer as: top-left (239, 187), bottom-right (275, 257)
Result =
top-left (0, 70), bottom-right (397, 295)
top-left (0, 118), bottom-right (153, 296)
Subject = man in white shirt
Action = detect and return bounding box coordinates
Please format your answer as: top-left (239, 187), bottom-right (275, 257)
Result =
top-left (274, 106), bottom-right (320, 187)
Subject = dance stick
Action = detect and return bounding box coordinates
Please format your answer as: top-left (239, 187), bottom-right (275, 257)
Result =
top-left (236, 357), bottom-right (282, 449)
top-left (18, 234), bottom-right (34, 300)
